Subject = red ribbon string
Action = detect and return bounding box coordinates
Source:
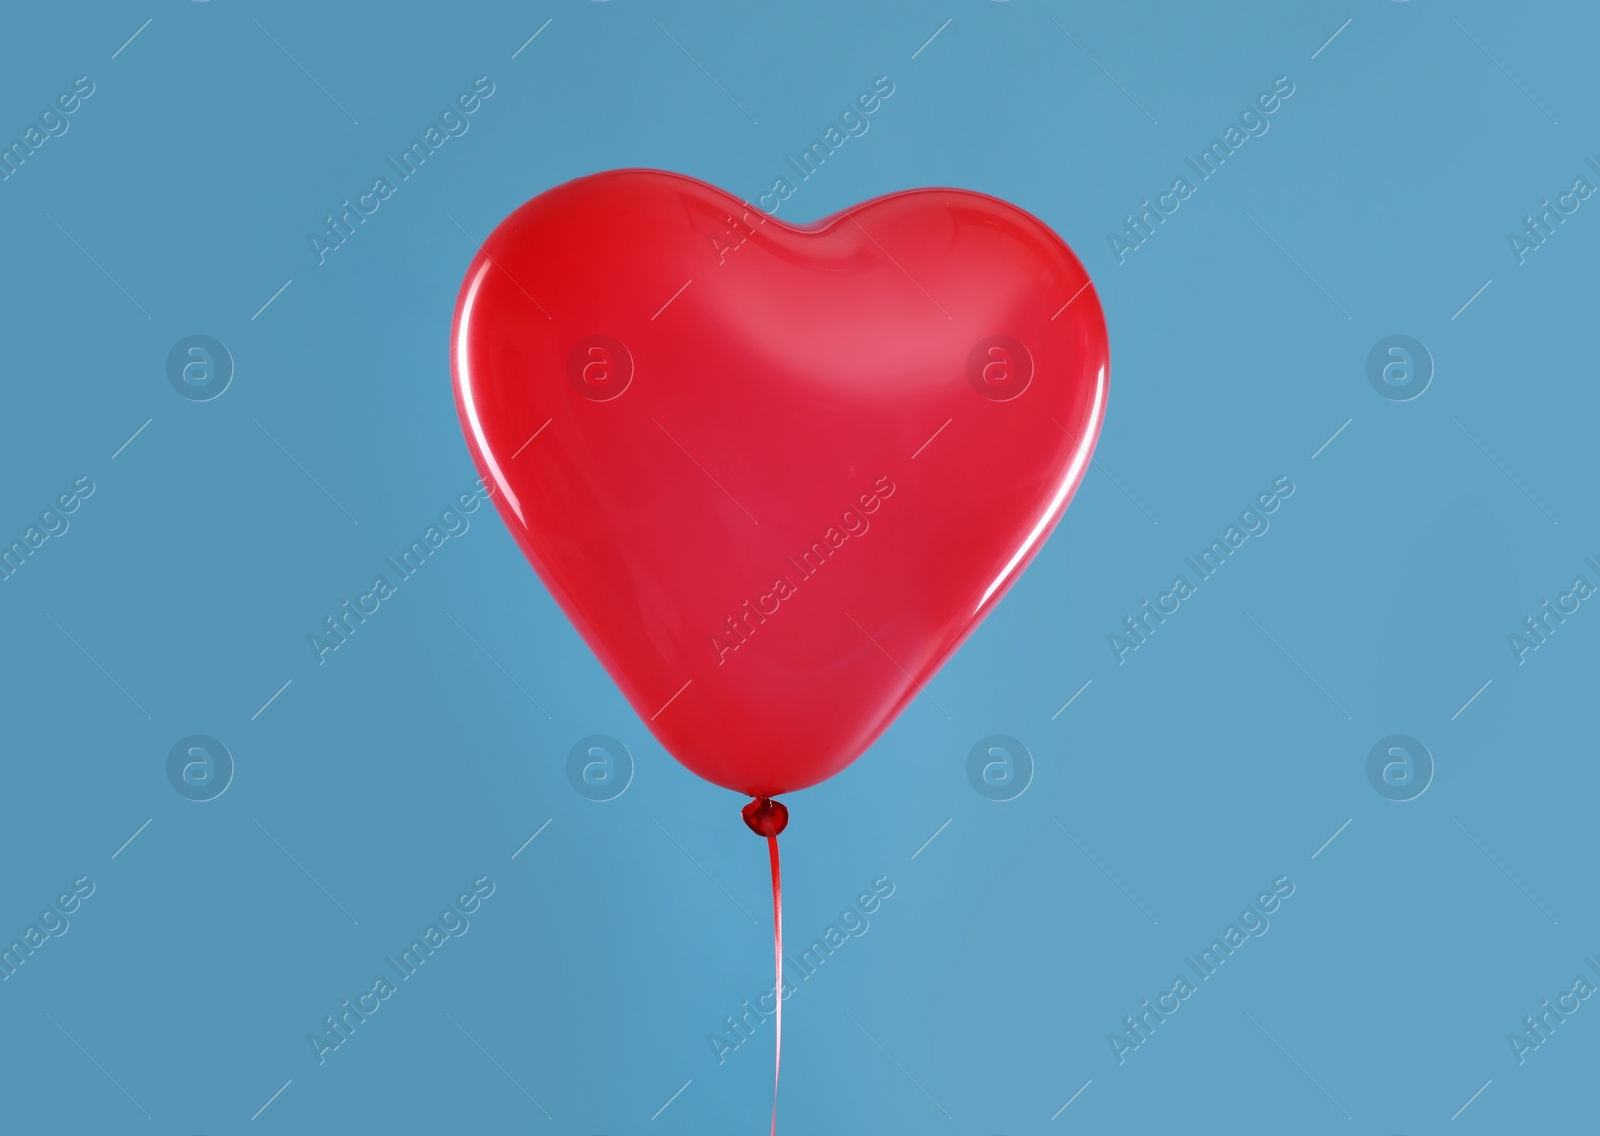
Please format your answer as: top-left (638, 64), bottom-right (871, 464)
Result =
top-left (742, 796), bottom-right (789, 1133)
top-left (766, 831), bottom-right (782, 1136)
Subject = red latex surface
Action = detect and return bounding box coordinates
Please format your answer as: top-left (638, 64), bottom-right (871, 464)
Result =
top-left (452, 169), bottom-right (1108, 796)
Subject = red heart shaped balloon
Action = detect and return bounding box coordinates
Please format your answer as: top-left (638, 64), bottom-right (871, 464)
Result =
top-left (452, 170), bottom-right (1107, 797)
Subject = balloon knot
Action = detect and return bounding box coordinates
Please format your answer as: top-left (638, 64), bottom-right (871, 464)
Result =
top-left (742, 796), bottom-right (788, 838)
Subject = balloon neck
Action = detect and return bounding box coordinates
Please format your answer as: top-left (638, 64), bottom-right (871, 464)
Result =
top-left (742, 796), bottom-right (788, 838)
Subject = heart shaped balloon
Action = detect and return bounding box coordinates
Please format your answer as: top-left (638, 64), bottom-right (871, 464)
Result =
top-left (452, 169), bottom-right (1107, 797)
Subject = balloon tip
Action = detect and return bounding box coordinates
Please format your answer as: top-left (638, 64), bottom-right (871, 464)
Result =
top-left (742, 796), bottom-right (788, 837)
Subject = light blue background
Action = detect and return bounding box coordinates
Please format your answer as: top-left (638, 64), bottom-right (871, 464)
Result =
top-left (2, 1), bottom-right (1595, 1132)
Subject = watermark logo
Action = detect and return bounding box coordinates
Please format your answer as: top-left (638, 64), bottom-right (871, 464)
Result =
top-left (755, 76), bottom-right (896, 215)
top-left (167, 735), bottom-right (234, 801)
top-left (1507, 165), bottom-right (1596, 265)
top-left (308, 479), bottom-right (492, 665)
top-left (712, 476), bottom-right (895, 665)
top-left (309, 876), bottom-right (495, 1065)
top-left (1366, 335), bottom-right (1432, 402)
top-left (967, 335), bottom-right (1032, 401)
top-left (0, 474), bottom-right (94, 585)
top-left (967, 735), bottom-right (1033, 801)
top-left (567, 735), bottom-right (633, 801)
top-left (1109, 476), bottom-right (1295, 664)
top-left (308, 76), bottom-right (496, 266)
top-left (709, 875), bottom-right (895, 1066)
top-left (0, 876), bottom-right (95, 985)
top-left (167, 335), bottom-right (233, 402)
top-left (1107, 76), bottom-right (1296, 264)
top-left (0, 75), bottom-right (95, 184)
top-left (1508, 559), bottom-right (1598, 665)
top-left (1109, 876), bottom-right (1294, 1064)
top-left (566, 335), bottom-right (633, 401)
top-left (1508, 961), bottom-right (1600, 1065)
top-left (1366, 734), bottom-right (1432, 802)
